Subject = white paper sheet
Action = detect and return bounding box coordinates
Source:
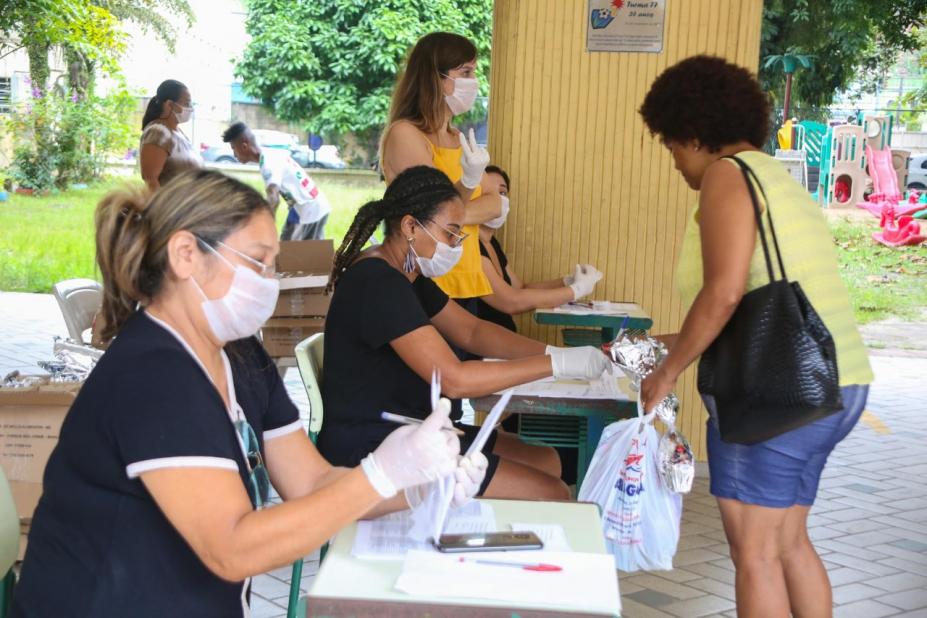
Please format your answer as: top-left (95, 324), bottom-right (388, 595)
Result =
top-left (541, 301), bottom-right (646, 317)
top-left (352, 501), bottom-right (496, 560)
top-left (509, 523), bottom-right (572, 552)
top-left (394, 550), bottom-right (621, 616)
top-left (502, 374), bottom-right (631, 401)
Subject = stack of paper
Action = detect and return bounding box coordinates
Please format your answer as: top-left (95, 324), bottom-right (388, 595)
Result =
top-left (394, 550), bottom-right (621, 615)
top-left (546, 301), bottom-right (645, 317)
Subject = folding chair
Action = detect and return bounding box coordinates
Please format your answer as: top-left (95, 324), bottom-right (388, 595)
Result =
top-left (286, 333), bottom-right (324, 618)
top-left (52, 279), bottom-right (102, 344)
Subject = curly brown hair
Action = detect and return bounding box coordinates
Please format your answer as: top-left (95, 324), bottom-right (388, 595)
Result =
top-left (639, 55), bottom-right (771, 152)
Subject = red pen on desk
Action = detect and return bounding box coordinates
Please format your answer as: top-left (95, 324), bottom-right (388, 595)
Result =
top-left (458, 557), bottom-right (562, 572)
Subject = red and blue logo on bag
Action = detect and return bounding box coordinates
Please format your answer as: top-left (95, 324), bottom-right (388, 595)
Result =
top-left (614, 442), bottom-right (645, 496)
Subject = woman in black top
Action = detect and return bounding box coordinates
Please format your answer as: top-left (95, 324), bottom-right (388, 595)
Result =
top-left (12, 170), bottom-right (476, 617)
top-left (319, 166), bottom-right (611, 500)
top-left (475, 166), bottom-right (604, 329)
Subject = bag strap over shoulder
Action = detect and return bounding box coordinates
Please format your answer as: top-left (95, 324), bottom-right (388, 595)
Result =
top-left (724, 155), bottom-right (789, 284)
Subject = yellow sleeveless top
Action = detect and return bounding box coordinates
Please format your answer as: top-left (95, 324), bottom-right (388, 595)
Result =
top-left (425, 141), bottom-right (493, 298)
top-left (676, 151), bottom-right (872, 386)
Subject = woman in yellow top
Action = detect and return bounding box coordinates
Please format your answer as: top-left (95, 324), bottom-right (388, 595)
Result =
top-left (638, 56), bottom-right (872, 617)
top-left (380, 31), bottom-right (504, 302)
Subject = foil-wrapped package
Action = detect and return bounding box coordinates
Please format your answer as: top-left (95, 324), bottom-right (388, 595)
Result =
top-left (2, 371), bottom-right (45, 388)
top-left (659, 429), bottom-right (695, 494)
top-left (604, 333), bottom-right (667, 388)
top-left (652, 392), bottom-right (678, 427)
top-left (35, 339), bottom-right (99, 383)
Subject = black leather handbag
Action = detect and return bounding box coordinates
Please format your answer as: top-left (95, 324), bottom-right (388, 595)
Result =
top-left (697, 155), bottom-right (843, 445)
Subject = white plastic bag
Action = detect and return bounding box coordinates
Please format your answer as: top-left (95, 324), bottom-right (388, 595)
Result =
top-left (578, 400), bottom-right (682, 571)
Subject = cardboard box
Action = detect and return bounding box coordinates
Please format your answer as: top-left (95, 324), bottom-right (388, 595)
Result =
top-left (261, 317), bottom-right (325, 357)
top-left (0, 380), bottom-right (80, 560)
top-left (273, 240), bottom-right (334, 318)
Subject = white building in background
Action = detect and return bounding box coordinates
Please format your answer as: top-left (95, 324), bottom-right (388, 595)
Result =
top-left (0, 0), bottom-right (261, 164)
top-left (831, 51), bottom-right (927, 130)
top-left (116, 0), bottom-right (250, 148)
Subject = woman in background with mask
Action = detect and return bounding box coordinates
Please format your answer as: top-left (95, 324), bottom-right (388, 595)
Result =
top-left (318, 166), bottom-right (611, 501)
top-left (475, 165), bottom-right (604, 333)
top-left (139, 79), bottom-right (203, 192)
top-left (380, 32), bottom-right (504, 308)
top-left (12, 170), bottom-right (475, 617)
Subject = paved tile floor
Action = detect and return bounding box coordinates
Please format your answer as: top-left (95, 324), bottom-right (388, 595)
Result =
top-left (2, 292), bottom-right (926, 617)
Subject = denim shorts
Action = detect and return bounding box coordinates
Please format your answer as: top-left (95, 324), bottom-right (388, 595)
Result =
top-left (705, 384), bottom-right (869, 508)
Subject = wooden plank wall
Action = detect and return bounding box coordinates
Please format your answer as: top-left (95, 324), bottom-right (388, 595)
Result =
top-left (487, 0), bottom-right (764, 457)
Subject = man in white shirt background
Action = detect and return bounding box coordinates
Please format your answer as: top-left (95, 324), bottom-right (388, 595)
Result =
top-left (223, 122), bottom-right (332, 240)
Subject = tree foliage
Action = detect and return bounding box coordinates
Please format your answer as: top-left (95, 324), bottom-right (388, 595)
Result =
top-left (1, 0), bottom-right (192, 190)
top-left (236, 0), bottom-right (493, 147)
top-left (760, 0), bottom-right (927, 112)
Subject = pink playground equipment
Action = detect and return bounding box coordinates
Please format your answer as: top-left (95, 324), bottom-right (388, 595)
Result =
top-left (857, 145), bottom-right (924, 218)
top-left (872, 204), bottom-right (927, 247)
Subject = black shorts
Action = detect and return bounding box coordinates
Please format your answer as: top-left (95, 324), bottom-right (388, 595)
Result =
top-left (454, 421), bottom-right (501, 496)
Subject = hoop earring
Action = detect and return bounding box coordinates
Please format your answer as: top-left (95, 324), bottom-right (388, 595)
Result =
top-left (402, 238), bottom-right (416, 273)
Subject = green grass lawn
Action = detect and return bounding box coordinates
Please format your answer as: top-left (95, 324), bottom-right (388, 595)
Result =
top-left (1, 181), bottom-right (924, 326)
top-left (829, 215), bottom-right (927, 324)
top-left (0, 175), bottom-right (383, 293)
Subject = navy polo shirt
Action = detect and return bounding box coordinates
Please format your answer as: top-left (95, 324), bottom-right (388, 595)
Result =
top-left (12, 311), bottom-right (300, 617)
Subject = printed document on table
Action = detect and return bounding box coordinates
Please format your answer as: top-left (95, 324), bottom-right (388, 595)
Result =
top-left (352, 501), bottom-right (495, 560)
top-left (395, 550), bottom-right (621, 616)
top-left (543, 301), bottom-right (645, 317)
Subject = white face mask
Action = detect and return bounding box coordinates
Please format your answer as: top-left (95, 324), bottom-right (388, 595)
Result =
top-left (411, 222), bottom-right (463, 278)
top-left (191, 241), bottom-right (280, 343)
top-left (442, 75), bottom-right (479, 116)
top-left (483, 195), bottom-right (510, 230)
top-left (173, 103), bottom-right (192, 124)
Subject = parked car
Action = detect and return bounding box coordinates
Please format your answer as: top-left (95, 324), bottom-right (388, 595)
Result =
top-left (290, 145), bottom-right (346, 169)
top-left (906, 153), bottom-right (927, 190)
top-left (200, 130), bottom-right (344, 169)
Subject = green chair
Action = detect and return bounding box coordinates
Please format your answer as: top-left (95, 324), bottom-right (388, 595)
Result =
top-left (286, 333), bottom-right (324, 618)
top-left (0, 469), bottom-right (20, 617)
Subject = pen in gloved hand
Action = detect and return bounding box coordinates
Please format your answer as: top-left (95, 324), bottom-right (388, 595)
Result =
top-left (380, 411), bottom-right (466, 436)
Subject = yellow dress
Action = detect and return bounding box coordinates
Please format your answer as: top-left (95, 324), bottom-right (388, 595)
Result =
top-left (422, 141), bottom-right (493, 298)
top-left (676, 151), bottom-right (873, 386)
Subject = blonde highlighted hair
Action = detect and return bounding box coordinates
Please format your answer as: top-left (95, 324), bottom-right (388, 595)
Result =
top-left (380, 32), bottom-right (477, 163)
top-left (94, 170), bottom-right (272, 342)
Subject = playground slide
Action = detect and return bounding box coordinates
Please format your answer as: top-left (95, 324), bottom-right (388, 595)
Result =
top-left (867, 146), bottom-right (898, 196)
top-left (858, 145), bottom-right (924, 217)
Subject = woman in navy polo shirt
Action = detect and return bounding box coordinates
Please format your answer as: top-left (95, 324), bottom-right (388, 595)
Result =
top-left (11, 170), bottom-right (484, 617)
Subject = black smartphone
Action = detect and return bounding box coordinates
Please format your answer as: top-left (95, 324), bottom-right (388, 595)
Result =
top-left (432, 531), bottom-right (544, 553)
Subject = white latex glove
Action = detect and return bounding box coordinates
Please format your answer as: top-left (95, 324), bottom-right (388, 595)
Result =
top-left (452, 452), bottom-right (489, 507)
top-left (361, 398), bottom-right (459, 498)
top-left (483, 195), bottom-right (509, 229)
top-left (546, 345), bottom-right (610, 380)
top-left (569, 264), bottom-right (603, 300)
top-left (403, 451), bottom-right (489, 509)
top-left (459, 128), bottom-right (490, 189)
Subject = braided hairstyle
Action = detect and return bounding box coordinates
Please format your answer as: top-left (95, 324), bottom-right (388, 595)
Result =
top-left (329, 165), bottom-right (460, 291)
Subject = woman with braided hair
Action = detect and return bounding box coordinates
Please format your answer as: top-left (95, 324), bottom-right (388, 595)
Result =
top-left (319, 166), bottom-right (611, 499)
